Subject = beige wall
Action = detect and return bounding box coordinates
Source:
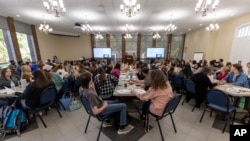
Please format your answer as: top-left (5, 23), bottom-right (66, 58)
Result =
top-left (184, 12), bottom-right (250, 62)
top-left (36, 28), bottom-right (92, 62)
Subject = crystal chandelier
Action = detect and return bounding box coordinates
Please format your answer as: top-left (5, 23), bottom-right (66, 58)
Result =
top-left (81, 15), bottom-right (93, 33)
top-left (206, 23), bottom-right (220, 31)
top-left (38, 21), bottom-right (53, 34)
top-left (120, 0), bottom-right (140, 17)
top-left (195, 0), bottom-right (219, 17)
top-left (43, 0), bottom-right (66, 17)
top-left (153, 32), bottom-right (161, 39)
top-left (95, 32), bottom-right (104, 40)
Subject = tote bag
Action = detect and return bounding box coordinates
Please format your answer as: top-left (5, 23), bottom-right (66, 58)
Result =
top-left (59, 89), bottom-right (72, 110)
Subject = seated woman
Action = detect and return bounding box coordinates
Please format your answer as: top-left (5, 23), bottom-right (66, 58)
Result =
top-left (94, 67), bottom-right (118, 100)
top-left (190, 67), bottom-right (218, 108)
top-left (220, 64), bottom-right (249, 120)
top-left (216, 66), bottom-right (230, 80)
top-left (0, 68), bottom-right (19, 105)
top-left (21, 70), bottom-right (54, 109)
top-left (79, 72), bottom-right (133, 135)
top-left (131, 70), bottom-right (173, 126)
top-left (221, 64), bottom-right (249, 88)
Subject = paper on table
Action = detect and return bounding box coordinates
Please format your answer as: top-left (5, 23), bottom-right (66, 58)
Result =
top-left (3, 87), bottom-right (16, 95)
top-left (133, 89), bottom-right (146, 94)
top-left (117, 89), bottom-right (131, 94)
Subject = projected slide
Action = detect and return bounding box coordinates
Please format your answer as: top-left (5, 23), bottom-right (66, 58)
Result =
top-left (146, 48), bottom-right (165, 58)
top-left (93, 48), bottom-right (112, 58)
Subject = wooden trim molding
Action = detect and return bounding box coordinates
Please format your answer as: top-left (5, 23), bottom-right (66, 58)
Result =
top-left (31, 25), bottom-right (41, 61)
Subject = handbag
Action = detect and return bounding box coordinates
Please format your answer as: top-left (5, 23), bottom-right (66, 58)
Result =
top-left (69, 99), bottom-right (82, 111)
top-left (59, 89), bottom-right (72, 110)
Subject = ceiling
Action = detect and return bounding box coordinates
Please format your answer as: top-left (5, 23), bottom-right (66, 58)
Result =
top-left (0, 0), bottom-right (250, 35)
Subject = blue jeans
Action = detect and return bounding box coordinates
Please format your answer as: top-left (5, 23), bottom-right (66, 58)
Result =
top-left (99, 100), bottom-right (127, 126)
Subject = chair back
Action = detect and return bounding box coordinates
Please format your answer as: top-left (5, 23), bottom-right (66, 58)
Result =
top-left (185, 79), bottom-right (196, 94)
top-left (162, 94), bottom-right (182, 116)
top-left (39, 86), bottom-right (57, 107)
top-left (173, 74), bottom-right (183, 88)
top-left (206, 90), bottom-right (230, 111)
top-left (80, 95), bottom-right (93, 115)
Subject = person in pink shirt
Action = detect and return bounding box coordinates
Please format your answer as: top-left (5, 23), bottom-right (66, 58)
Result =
top-left (131, 69), bottom-right (173, 122)
top-left (112, 63), bottom-right (121, 78)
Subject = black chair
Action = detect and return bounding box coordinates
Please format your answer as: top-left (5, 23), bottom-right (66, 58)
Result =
top-left (172, 74), bottom-right (184, 93)
top-left (182, 79), bottom-right (197, 111)
top-left (199, 90), bottom-right (236, 133)
top-left (146, 94), bottom-right (182, 141)
top-left (21, 86), bottom-right (62, 128)
top-left (80, 95), bottom-right (111, 141)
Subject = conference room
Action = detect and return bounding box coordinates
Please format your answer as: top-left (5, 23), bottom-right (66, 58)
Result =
top-left (0, 0), bottom-right (250, 141)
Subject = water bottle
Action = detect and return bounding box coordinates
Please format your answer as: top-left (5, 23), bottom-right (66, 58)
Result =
top-left (10, 81), bottom-right (16, 91)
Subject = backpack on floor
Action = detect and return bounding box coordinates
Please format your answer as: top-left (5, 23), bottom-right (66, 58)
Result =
top-left (3, 109), bottom-right (28, 136)
top-left (0, 105), bottom-right (12, 125)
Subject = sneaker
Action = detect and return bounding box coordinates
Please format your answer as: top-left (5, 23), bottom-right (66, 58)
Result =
top-left (103, 121), bottom-right (113, 128)
top-left (117, 124), bottom-right (134, 135)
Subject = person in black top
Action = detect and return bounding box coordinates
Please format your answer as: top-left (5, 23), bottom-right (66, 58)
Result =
top-left (189, 67), bottom-right (218, 108)
top-left (182, 63), bottom-right (193, 79)
top-left (21, 70), bottom-right (54, 108)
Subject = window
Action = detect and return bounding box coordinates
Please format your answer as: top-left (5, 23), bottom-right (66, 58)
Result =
top-left (237, 25), bottom-right (250, 38)
top-left (125, 35), bottom-right (137, 56)
top-left (16, 32), bottom-right (32, 62)
top-left (95, 35), bottom-right (106, 48)
top-left (171, 35), bottom-right (184, 59)
top-left (110, 35), bottom-right (122, 63)
top-left (0, 29), bottom-right (9, 66)
top-left (141, 35), bottom-right (152, 60)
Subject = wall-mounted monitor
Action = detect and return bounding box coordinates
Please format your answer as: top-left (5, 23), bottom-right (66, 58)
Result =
top-left (93, 48), bottom-right (112, 58)
top-left (146, 48), bottom-right (165, 58)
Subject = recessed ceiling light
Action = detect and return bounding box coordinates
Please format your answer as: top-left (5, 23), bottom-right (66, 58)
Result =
top-left (231, 13), bottom-right (235, 16)
top-left (200, 24), bottom-right (202, 26)
top-left (16, 15), bottom-right (20, 17)
top-left (188, 28), bottom-right (191, 31)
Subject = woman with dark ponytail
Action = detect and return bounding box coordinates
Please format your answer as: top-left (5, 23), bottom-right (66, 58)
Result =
top-left (94, 67), bottom-right (118, 100)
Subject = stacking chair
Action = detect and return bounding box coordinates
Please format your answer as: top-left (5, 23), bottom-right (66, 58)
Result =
top-left (146, 94), bottom-right (182, 141)
top-left (199, 90), bottom-right (236, 133)
top-left (80, 95), bottom-right (111, 141)
top-left (172, 74), bottom-right (184, 92)
top-left (182, 79), bottom-right (197, 111)
top-left (21, 86), bottom-right (62, 128)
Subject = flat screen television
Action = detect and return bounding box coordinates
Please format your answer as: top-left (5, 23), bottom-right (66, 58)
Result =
top-left (93, 48), bottom-right (112, 58)
top-left (146, 48), bottom-right (165, 58)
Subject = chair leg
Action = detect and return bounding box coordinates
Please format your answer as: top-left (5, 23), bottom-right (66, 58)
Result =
top-left (191, 105), bottom-right (196, 112)
top-left (54, 104), bottom-right (62, 118)
top-left (170, 114), bottom-right (177, 133)
top-left (58, 101), bottom-right (66, 111)
top-left (181, 97), bottom-right (186, 105)
top-left (232, 110), bottom-right (236, 125)
top-left (157, 120), bottom-right (164, 141)
top-left (38, 113), bottom-right (47, 128)
top-left (84, 115), bottom-right (91, 133)
top-left (222, 113), bottom-right (229, 133)
top-left (200, 106), bottom-right (207, 123)
top-left (97, 121), bottom-right (104, 141)
top-left (210, 109), bottom-right (213, 117)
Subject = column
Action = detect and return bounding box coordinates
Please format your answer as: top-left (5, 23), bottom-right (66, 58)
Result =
top-left (137, 33), bottom-right (141, 61)
top-left (31, 25), bottom-right (41, 61)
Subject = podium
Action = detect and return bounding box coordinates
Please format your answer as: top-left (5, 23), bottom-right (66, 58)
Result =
top-left (124, 55), bottom-right (133, 65)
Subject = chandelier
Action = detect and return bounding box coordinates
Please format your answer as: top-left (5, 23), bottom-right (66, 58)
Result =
top-left (120, 0), bottom-right (140, 17)
top-left (153, 32), bottom-right (161, 39)
top-left (95, 32), bottom-right (104, 40)
top-left (206, 23), bottom-right (220, 31)
top-left (165, 24), bottom-right (177, 33)
top-left (195, 0), bottom-right (219, 17)
top-left (38, 21), bottom-right (53, 34)
top-left (81, 15), bottom-right (93, 33)
top-left (43, 0), bottom-right (66, 17)
top-left (124, 33), bottom-right (132, 39)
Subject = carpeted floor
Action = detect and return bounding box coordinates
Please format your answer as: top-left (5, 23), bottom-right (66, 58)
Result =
top-left (102, 116), bottom-right (151, 141)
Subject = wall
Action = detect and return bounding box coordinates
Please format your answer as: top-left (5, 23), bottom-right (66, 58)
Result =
top-left (36, 28), bottom-right (91, 62)
top-left (184, 12), bottom-right (250, 62)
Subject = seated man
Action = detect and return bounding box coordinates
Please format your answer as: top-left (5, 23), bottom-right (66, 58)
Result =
top-left (79, 72), bottom-right (133, 135)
